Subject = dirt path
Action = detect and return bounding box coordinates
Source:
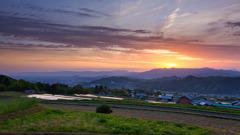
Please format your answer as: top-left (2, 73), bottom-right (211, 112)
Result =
top-left (0, 105), bottom-right (47, 123)
top-left (44, 104), bottom-right (240, 135)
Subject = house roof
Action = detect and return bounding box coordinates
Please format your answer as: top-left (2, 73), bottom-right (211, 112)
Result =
top-left (176, 96), bottom-right (193, 103)
top-left (159, 96), bottom-right (173, 100)
top-left (136, 93), bottom-right (147, 96)
top-left (178, 96), bottom-right (193, 100)
top-left (190, 100), bottom-right (213, 106)
top-left (232, 100), bottom-right (240, 104)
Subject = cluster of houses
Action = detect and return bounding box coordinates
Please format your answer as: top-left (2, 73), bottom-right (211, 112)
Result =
top-left (133, 92), bottom-right (240, 107)
top-left (25, 89), bottom-right (240, 108)
top-left (177, 96), bottom-right (213, 106)
top-left (155, 95), bottom-right (214, 106)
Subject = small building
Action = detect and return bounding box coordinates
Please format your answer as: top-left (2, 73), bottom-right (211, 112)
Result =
top-left (177, 96), bottom-right (193, 105)
top-left (158, 95), bottom-right (173, 102)
top-left (200, 101), bottom-right (213, 106)
top-left (99, 92), bottom-right (106, 96)
top-left (192, 100), bottom-right (213, 106)
top-left (135, 93), bottom-right (147, 98)
top-left (24, 90), bottom-right (35, 94)
top-left (107, 92), bottom-right (113, 95)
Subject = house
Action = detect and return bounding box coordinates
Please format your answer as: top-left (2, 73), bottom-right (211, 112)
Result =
top-left (190, 99), bottom-right (205, 106)
top-left (191, 100), bottom-right (213, 106)
top-left (135, 93), bottom-right (147, 98)
top-left (232, 101), bottom-right (240, 106)
top-left (158, 95), bottom-right (173, 102)
top-left (130, 90), bottom-right (135, 96)
top-left (99, 92), bottom-right (106, 96)
top-left (177, 96), bottom-right (193, 105)
top-left (24, 90), bottom-right (35, 94)
top-left (200, 101), bottom-right (213, 106)
top-left (107, 92), bottom-right (113, 95)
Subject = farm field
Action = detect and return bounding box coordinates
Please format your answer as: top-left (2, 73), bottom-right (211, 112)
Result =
top-left (0, 92), bottom-right (239, 135)
top-left (0, 96), bottom-right (46, 123)
top-left (40, 100), bottom-right (240, 119)
top-left (43, 103), bottom-right (240, 134)
top-left (0, 91), bottom-right (26, 98)
top-left (78, 99), bottom-right (240, 115)
top-left (0, 109), bottom-right (212, 135)
top-left (0, 94), bottom-right (213, 135)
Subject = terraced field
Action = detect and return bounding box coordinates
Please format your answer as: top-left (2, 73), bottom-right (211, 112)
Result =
top-left (42, 101), bottom-right (240, 134)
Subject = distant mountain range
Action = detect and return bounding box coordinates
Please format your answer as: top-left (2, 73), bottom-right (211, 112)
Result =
top-left (2, 67), bottom-right (240, 95)
top-left (129, 68), bottom-right (240, 79)
top-left (4, 68), bottom-right (240, 87)
top-left (83, 76), bottom-right (240, 95)
top-left (7, 68), bottom-right (240, 79)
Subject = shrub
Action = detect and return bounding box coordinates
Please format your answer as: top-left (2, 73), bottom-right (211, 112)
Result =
top-left (96, 104), bottom-right (112, 114)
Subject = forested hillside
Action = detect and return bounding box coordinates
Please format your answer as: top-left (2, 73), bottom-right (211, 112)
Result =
top-left (86, 76), bottom-right (240, 94)
top-left (0, 75), bottom-right (38, 92)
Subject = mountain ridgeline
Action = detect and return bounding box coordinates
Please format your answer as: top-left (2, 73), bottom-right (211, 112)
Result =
top-left (2, 68), bottom-right (240, 95)
top-left (84, 76), bottom-right (240, 95)
top-left (7, 68), bottom-right (240, 80)
top-left (130, 68), bottom-right (240, 79)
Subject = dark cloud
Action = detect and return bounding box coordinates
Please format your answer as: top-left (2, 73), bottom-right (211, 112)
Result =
top-left (225, 21), bottom-right (240, 28)
top-left (233, 31), bottom-right (240, 36)
top-left (79, 8), bottom-right (111, 17)
top-left (27, 5), bottom-right (97, 18)
top-left (79, 26), bottom-right (150, 34)
top-left (0, 14), bottom-right (201, 51)
top-left (0, 14), bottom-right (157, 49)
top-left (133, 30), bottom-right (151, 34)
top-left (207, 27), bottom-right (219, 33)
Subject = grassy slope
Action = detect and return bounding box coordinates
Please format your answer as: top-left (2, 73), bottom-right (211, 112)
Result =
top-left (0, 91), bottom-right (26, 97)
top-left (0, 109), bottom-right (212, 135)
top-left (0, 98), bottom-right (38, 114)
top-left (76, 99), bottom-right (240, 115)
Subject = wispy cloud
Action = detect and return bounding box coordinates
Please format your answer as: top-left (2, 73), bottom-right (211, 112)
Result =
top-left (151, 3), bottom-right (168, 11)
top-left (105, 45), bottom-right (132, 51)
top-left (139, 49), bottom-right (177, 54)
top-left (176, 55), bottom-right (202, 60)
top-left (162, 8), bottom-right (180, 30)
top-left (79, 8), bottom-right (111, 17)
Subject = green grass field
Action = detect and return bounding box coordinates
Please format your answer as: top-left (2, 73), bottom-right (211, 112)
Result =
top-left (0, 98), bottom-right (38, 114)
top-left (0, 91), bottom-right (26, 97)
top-left (0, 109), bottom-right (213, 135)
top-left (77, 99), bottom-right (240, 115)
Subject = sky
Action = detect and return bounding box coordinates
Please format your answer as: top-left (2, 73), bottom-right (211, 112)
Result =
top-left (0, 0), bottom-right (240, 73)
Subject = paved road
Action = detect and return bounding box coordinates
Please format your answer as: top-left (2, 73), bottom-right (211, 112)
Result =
top-left (40, 100), bottom-right (240, 120)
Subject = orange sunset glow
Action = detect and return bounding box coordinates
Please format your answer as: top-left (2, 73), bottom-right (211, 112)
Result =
top-left (0, 0), bottom-right (240, 73)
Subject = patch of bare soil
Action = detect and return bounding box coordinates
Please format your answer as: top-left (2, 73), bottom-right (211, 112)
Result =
top-left (44, 104), bottom-right (240, 135)
top-left (0, 95), bottom-right (12, 99)
top-left (0, 105), bottom-right (48, 123)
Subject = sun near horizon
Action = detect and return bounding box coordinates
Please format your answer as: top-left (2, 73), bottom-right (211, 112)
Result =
top-left (165, 63), bottom-right (177, 68)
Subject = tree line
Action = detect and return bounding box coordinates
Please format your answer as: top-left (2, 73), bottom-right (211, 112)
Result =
top-left (0, 75), bottom-right (132, 96)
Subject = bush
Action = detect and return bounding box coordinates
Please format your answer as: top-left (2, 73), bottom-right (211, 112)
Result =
top-left (96, 104), bottom-right (112, 114)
